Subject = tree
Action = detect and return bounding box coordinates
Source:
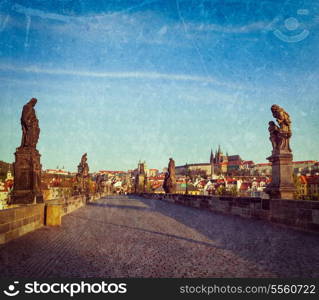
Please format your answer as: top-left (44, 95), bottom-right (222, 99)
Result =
top-left (293, 174), bottom-right (303, 200)
top-left (216, 185), bottom-right (226, 195)
top-left (229, 185), bottom-right (238, 197)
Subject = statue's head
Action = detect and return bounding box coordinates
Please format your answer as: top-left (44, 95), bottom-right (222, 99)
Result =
top-left (271, 104), bottom-right (281, 114)
top-left (29, 98), bottom-right (37, 106)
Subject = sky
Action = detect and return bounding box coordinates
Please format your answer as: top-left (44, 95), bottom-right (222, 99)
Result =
top-left (0, 0), bottom-right (318, 172)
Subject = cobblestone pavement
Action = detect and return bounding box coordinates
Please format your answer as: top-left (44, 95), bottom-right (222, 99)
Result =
top-left (0, 195), bottom-right (319, 278)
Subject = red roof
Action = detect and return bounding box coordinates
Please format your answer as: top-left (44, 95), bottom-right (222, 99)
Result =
top-left (227, 160), bottom-right (242, 165)
top-left (293, 160), bottom-right (317, 164)
top-left (307, 176), bottom-right (319, 184)
top-left (239, 182), bottom-right (251, 190)
top-left (243, 160), bottom-right (254, 165)
top-left (99, 170), bottom-right (125, 174)
top-left (299, 175), bottom-right (307, 184)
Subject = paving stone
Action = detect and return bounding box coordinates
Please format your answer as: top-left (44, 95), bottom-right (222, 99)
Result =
top-left (0, 195), bottom-right (318, 278)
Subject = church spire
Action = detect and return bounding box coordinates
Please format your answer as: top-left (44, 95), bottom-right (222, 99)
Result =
top-left (210, 148), bottom-right (215, 177)
top-left (210, 148), bottom-right (214, 163)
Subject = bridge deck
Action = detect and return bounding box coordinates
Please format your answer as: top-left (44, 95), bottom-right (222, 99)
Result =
top-left (0, 195), bottom-right (318, 278)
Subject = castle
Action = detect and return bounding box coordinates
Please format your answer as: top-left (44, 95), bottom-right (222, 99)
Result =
top-left (175, 146), bottom-right (244, 177)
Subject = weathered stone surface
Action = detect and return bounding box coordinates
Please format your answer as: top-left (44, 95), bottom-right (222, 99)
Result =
top-left (74, 153), bottom-right (90, 195)
top-left (0, 204), bottom-right (45, 245)
top-left (46, 205), bottom-right (62, 226)
top-left (1, 195), bottom-right (319, 278)
top-left (12, 148), bottom-right (43, 204)
top-left (135, 162), bottom-right (147, 193)
top-left (11, 98), bottom-right (43, 204)
top-left (163, 158), bottom-right (176, 194)
top-left (265, 105), bottom-right (295, 199)
top-left (312, 210), bottom-right (319, 224)
top-left (137, 193), bottom-right (319, 233)
top-left (20, 98), bottom-right (40, 148)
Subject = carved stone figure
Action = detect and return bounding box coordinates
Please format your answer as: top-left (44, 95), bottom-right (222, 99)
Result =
top-left (268, 121), bottom-right (280, 151)
top-left (163, 158), bottom-right (176, 194)
top-left (265, 105), bottom-right (295, 199)
top-left (75, 153), bottom-right (90, 195)
top-left (95, 174), bottom-right (104, 193)
top-left (80, 153), bottom-right (89, 177)
top-left (11, 98), bottom-right (43, 204)
top-left (269, 104), bottom-right (292, 152)
top-left (135, 161), bottom-right (146, 193)
top-left (20, 98), bottom-right (40, 148)
top-left (139, 162), bottom-right (145, 176)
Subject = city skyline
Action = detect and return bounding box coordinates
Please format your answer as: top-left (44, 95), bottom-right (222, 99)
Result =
top-left (0, 0), bottom-right (319, 172)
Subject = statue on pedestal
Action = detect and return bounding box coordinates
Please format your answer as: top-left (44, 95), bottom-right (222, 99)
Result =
top-left (135, 161), bottom-right (146, 193)
top-left (163, 158), bottom-right (176, 194)
top-left (75, 153), bottom-right (90, 195)
top-left (11, 98), bottom-right (43, 204)
top-left (265, 104), bottom-right (295, 199)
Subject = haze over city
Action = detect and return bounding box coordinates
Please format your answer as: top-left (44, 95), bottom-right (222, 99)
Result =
top-left (0, 0), bottom-right (318, 172)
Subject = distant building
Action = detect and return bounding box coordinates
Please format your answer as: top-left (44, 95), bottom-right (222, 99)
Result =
top-left (176, 146), bottom-right (246, 177)
top-left (307, 176), bottom-right (319, 195)
top-left (148, 168), bottom-right (159, 177)
top-left (0, 180), bottom-right (9, 202)
top-left (252, 160), bottom-right (318, 176)
top-left (46, 169), bottom-right (70, 176)
top-left (293, 160), bottom-right (318, 175)
top-left (242, 160), bottom-right (254, 170)
top-left (252, 163), bottom-right (272, 175)
top-left (98, 170), bottom-right (127, 178)
top-left (176, 163), bottom-right (212, 176)
top-left (176, 183), bottom-right (200, 195)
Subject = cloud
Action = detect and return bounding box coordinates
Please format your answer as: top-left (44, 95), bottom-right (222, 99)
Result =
top-left (0, 64), bottom-right (250, 90)
top-left (193, 21), bottom-right (273, 34)
top-left (0, 14), bottom-right (9, 31)
top-left (12, 4), bottom-right (73, 22)
top-left (185, 20), bottom-right (277, 34)
top-left (158, 25), bottom-right (168, 35)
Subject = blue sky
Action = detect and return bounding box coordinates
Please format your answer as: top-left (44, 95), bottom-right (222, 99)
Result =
top-left (0, 0), bottom-right (318, 172)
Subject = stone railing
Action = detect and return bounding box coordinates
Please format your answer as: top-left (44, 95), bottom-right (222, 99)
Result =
top-left (45, 192), bottom-right (105, 226)
top-left (0, 192), bottom-right (106, 244)
top-left (0, 203), bottom-right (45, 245)
top-left (136, 193), bottom-right (319, 233)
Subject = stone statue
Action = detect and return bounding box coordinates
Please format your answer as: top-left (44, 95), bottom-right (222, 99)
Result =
top-left (20, 98), bottom-right (40, 148)
top-left (75, 153), bottom-right (90, 195)
top-left (268, 121), bottom-right (280, 151)
top-left (80, 153), bottom-right (89, 177)
top-left (163, 158), bottom-right (176, 194)
top-left (11, 98), bottom-right (43, 204)
top-left (95, 174), bottom-right (104, 193)
top-left (139, 162), bottom-right (145, 175)
top-left (135, 161), bottom-right (146, 193)
top-left (265, 104), bottom-right (295, 199)
top-left (269, 104), bottom-right (292, 152)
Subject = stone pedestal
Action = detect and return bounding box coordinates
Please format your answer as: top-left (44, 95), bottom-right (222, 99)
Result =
top-left (46, 204), bottom-right (62, 226)
top-left (136, 174), bottom-right (145, 193)
top-left (11, 147), bottom-right (43, 204)
top-left (265, 151), bottom-right (295, 199)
